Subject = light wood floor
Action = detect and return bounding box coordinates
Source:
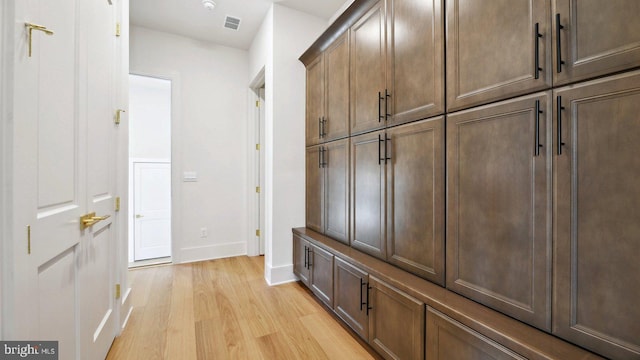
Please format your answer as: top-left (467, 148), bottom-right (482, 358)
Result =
top-left (106, 256), bottom-right (378, 360)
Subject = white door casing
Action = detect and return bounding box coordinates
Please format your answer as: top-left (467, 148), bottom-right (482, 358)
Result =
top-left (133, 162), bottom-right (172, 261)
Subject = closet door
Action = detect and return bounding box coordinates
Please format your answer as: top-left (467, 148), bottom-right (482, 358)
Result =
top-left (446, 0), bottom-right (551, 111)
top-left (553, 71), bottom-right (640, 360)
top-left (306, 54), bottom-right (324, 145)
top-left (553, 0), bottom-right (640, 85)
top-left (447, 93), bottom-right (552, 331)
top-left (324, 139), bottom-right (350, 244)
top-left (306, 145), bottom-right (324, 233)
top-left (324, 33), bottom-right (350, 141)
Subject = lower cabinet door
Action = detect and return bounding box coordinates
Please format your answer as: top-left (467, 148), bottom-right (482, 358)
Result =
top-left (293, 234), bottom-right (310, 286)
top-left (333, 257), bottom-right (369, 340)
top-left (369, 276), bottom-right (424, 360)
top-left (309, 244), bottom-right (334, 307)
top-left (426, 307), bottom-right (526, 360)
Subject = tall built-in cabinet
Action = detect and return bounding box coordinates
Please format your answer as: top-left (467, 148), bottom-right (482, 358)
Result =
top-left (298, 0), bottom-right (639, 359)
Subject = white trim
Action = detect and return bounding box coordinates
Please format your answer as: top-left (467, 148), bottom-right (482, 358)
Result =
top-left (247, 68), bottom-right (266, 257)
top-left (177, 242), bottom-right (247, 264)
top-left (0, 0), bottom-right (6, 340)
top-left (265, 263), bottom-right (297, 286)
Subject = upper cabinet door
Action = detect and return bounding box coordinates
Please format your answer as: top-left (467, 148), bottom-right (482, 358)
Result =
top-left (306, 54), bottom-right (324, 146)
top-left (446, 0), bottom-right (551, 112)
top-left (447, 92), bottom-right (552, 331)
top-left (553, 71), bottom-right (640, 360)
top-left (387, 0), bottom-right (444, 126)
top-left (553, 0), bottom-right (640, 86)
top-left (324, 33), bottom-right (350, 142)
top-left (350, 0), bottom-right (387, 135)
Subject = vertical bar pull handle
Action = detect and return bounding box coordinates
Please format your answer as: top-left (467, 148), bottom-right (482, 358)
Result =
top-left (321, 117), bottom-right (326, 138)
top-left (360, 278), bottom-right (366, 311)
top-left (535, 23), bottom-right (543, 79)
top-left (556, 14), bottom-right (565, 73)
top-left (318, 148), bottom-right (322, 168)
top-left (384, 134), bottom-right (391, 163)
top-left (366, 284), bottom-right (372, 315)
top-left (307, 248), bottom-right (312, 268)
top-left (318, 117), bottom-right (322, 139)
top-left (322, 147), bottom-right (327, 168)
top-left (385, 89), bottom-right (391, 120)
top-left (378, 134), bottom-right (384, 165)
top-left (304, 246), bottom-right (308, 268)
top-left (378, 91), bottom-right (384, 122)
top-left (535, 100), bottom-right (542, 156)
top-left (557, 96), bottom-right (566, 155)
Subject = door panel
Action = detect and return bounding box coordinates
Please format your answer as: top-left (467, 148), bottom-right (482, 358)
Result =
top-left (350, 0), bottom-right (386, 135)
top-left (446, 0), bottom-right (551, 111)
top-left (324, 139), bottom-right (349, 244)
top-left (447, 93), bottom-right (552, 331)
top-left (324, 33), bottom-right (350, 141)
top-left (309, 244), bottom-right (334, 307)
top-left (386, 117), bottom-right (444, 285)
top-left (293, 234), bottom-right (310, 285)
top-left (553, 71), bottom-right (640, 360)
top-left (553, 0), bottom-right (640, 85)
top-left (351, 131), bottom-right (386, 259)
top-left (306, 145), bottom-right (324, 233)
top-left (387, 0), bottom-right (444, 125)
top-left (306, 55), bottom-right (324, 146)
top-left (334, 257), bottom-right (369, 341)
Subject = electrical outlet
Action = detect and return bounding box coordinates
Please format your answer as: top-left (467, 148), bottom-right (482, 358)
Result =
top-left (200, 227), bottom-right (208, 238)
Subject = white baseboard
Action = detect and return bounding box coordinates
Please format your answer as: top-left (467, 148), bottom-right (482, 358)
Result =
top-left (265, 263), bottom-right (297, 286)
top-left (176, 241), bottom-right (247, 264)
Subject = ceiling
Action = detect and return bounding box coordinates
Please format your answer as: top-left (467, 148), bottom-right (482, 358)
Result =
top-left (130, 0), bottom-right (348, 50)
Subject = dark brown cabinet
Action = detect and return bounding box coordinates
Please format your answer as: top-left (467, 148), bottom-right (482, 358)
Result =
top-left (334, 257), bottom-right (369, 340)
top-left (306, 55), bottom-right (324, 146)
top-left (386, 118), bottom-right (445, 285)
top-left (553, 0), bottom-right (640, 85)
top-left (446, 0), bottom-right (552, 111)
top-left (369, 276), bottom-right (424, 360)
top-left (426, 307), bottom-right (526, 360)
top-left (553, 71), bottom-right (640, 360)
top-left (447, 93), bottom-right (552, 331)
top-left (309, 244), bottom-right (334, 307)
top-left (293, 234), bottom-right (311, 286)
top-left (305, 145), bottom-right (324, 233)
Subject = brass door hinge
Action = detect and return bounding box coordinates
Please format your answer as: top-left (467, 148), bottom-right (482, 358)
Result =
top-left (255, 143), bottom-right (260, 150)
top-left (115, 23), bottom-right (121, 37)
top-left (115, 197), bottom-right (121, 212)
top-left (115, 109), bottom-right (125, 125)
top-left (27, 225), bottom-right (31, 255)
top-left (255, 100), bottom-right (260, 107)
top-left (256, 229), bottom-right (260, 237)
top-left (115, 284), bottom-right (121, 299)
top-left (255, 186), bottom-right (260, 193)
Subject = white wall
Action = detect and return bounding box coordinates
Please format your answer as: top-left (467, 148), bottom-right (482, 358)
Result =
top-left (130, 26), bottom-right (249, 263)
top-left (249, 5), bottom-right (327, 284)
top-left (329, 0), bottom-right (355, 24)
top-left (129, 75), bottom-right (171, 160)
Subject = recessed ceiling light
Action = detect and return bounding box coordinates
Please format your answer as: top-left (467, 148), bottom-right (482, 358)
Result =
top-left (202, 0), bottom-right (216, 11)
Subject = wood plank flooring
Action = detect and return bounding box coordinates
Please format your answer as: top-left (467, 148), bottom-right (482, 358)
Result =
top-left (106, 256), bottom-right (378, 360)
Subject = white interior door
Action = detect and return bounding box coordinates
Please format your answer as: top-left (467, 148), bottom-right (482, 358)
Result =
top-left (133, 162), bottom-right (172, 261)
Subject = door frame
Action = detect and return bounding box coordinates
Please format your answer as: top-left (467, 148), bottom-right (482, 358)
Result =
top-left (0, 0), bottom-right (7, 340)
top-left (127, 70), bottom-right (181, 263)
top-left (248, 68), bottom-right (265, 256)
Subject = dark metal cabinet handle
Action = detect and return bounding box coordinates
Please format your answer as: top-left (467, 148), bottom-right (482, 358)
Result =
top-left (304, 246), bottom-right (308, 268)
top-left (366, 284), bottom-right (372, 315)
top-left (318, 147), bottom-right (322, 168)
top-left (321, 117), bottom-right (327, 138)
top-left (535, 23), bottom-right (543, 79)
top-left (318, 117), bottom-right (322, 139)
top-left (322, 147), bottom-right (327, 168)
top-left (360, 278), bottom-right (366, 311)
top-left (378, 134), bottom-right (384, 165)
top-left (385, 89), bottom-right (391, 120)
top-left (307, 248), bottom-right (313, 268)
top-left (535, 100), bottom-right (543, 156)
top-left (384, 134), bottom-right (391, 164)
top-left (556, 14), bottom-right (565, 73)
top-left (557, 96), bottom-right (566, 155)
top-left (378, 91), bottom-right (384, 122)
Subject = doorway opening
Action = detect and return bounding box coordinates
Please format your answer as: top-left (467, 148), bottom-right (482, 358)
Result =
top-left (249, 69), bottom-right (266, 257)
top-left (128, 74), bottom-right (172, 267)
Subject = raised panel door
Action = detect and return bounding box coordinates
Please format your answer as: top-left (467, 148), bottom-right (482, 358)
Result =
top-left (309, 244), bottom-right (334, 307)
top-left (553, 0), bottom-right (640, 85)
top-left (324, 139), bottom-right (349, 244)
top-left (350, 0), bottom-right (387, 135)
top-left (446, 0), bottom-right (551, 111)
top-left (306, 54), bottom-right (324, 146)
top-left (387, 0), bottom-right (444, 125)
top-left (351, 131), bottom-right (386, 259)
top-left (386, 117), bottom-right (444, 285)
top-left (553, 71), bottom-right (640, 359)
top-left (447, 93), bottom-right (552, 331)
top-left (426, 307), bottom-right (526, 360)
top-left (334, 257), bottom-right (369, 340)
top-left (369, 276), bottom-right (424, 360)
top-left (324, 32), bottom-right (350, 141)
top-left (293, 234), bottom-right (310, 286)
top-left (306, 145), bottom-right (324, 233)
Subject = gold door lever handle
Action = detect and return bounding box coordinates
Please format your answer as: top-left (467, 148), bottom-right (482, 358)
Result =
top-left (135, 214), bottom-right (144, 219)
top-left (25, 23), bottom-right (54, 58)
top-left (80, 212), bottom-right (111, 230)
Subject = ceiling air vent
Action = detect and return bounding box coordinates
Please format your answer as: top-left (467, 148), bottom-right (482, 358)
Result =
top-left (224, 16), bottom-right (241, 30)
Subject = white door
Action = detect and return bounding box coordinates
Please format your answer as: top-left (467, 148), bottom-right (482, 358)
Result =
top-left (6, 1), bottom-right (119, 359)
top-left (133, 162), bottom-right (172, 261)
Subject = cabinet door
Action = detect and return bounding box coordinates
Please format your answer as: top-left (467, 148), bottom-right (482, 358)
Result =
top-left (306, 54), bottom-right (324, 146)
top-left (334, 257), bottom-right (369, 340)
top-left (446, 0), bottom-right (551, 111)
top-left (293, 234), bottom-right (310, 286)
top-left (387, 0), bottom-right (444, 126)
top-left (350, 0), bottom-right (386, 135)
top-left (553, 71), bottom-right (640, 360)
top-left (309, 244), bottom-right (334, 307)
top-left (426, 307), bottom-right (526, 360)
top-left (351, 131), bottom-right (386, 259)
top-left (324, 139), bottom-right (350, 244)
top-left (447, 93), bottom-right (552, 331)
top-left (306, 145), bottom-right (324, 233)
top-left (553, 0), bottom-right (640, 85)
top-left (324, 32), bottom-right (350, 141)
top-left (369, 276), bottom-right (424, 360)
top-left (386, 117), bottom-right (444, 285)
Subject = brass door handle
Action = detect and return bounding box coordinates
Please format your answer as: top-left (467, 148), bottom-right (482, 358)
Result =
top-left (135, 214), bottom-right (144, 219)
top-left (80, 212), bottom-right (111, 230)
top-left (25, 23), bottom-right (54, 58)
top-left (115, 109), bottom-right (126, 125)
